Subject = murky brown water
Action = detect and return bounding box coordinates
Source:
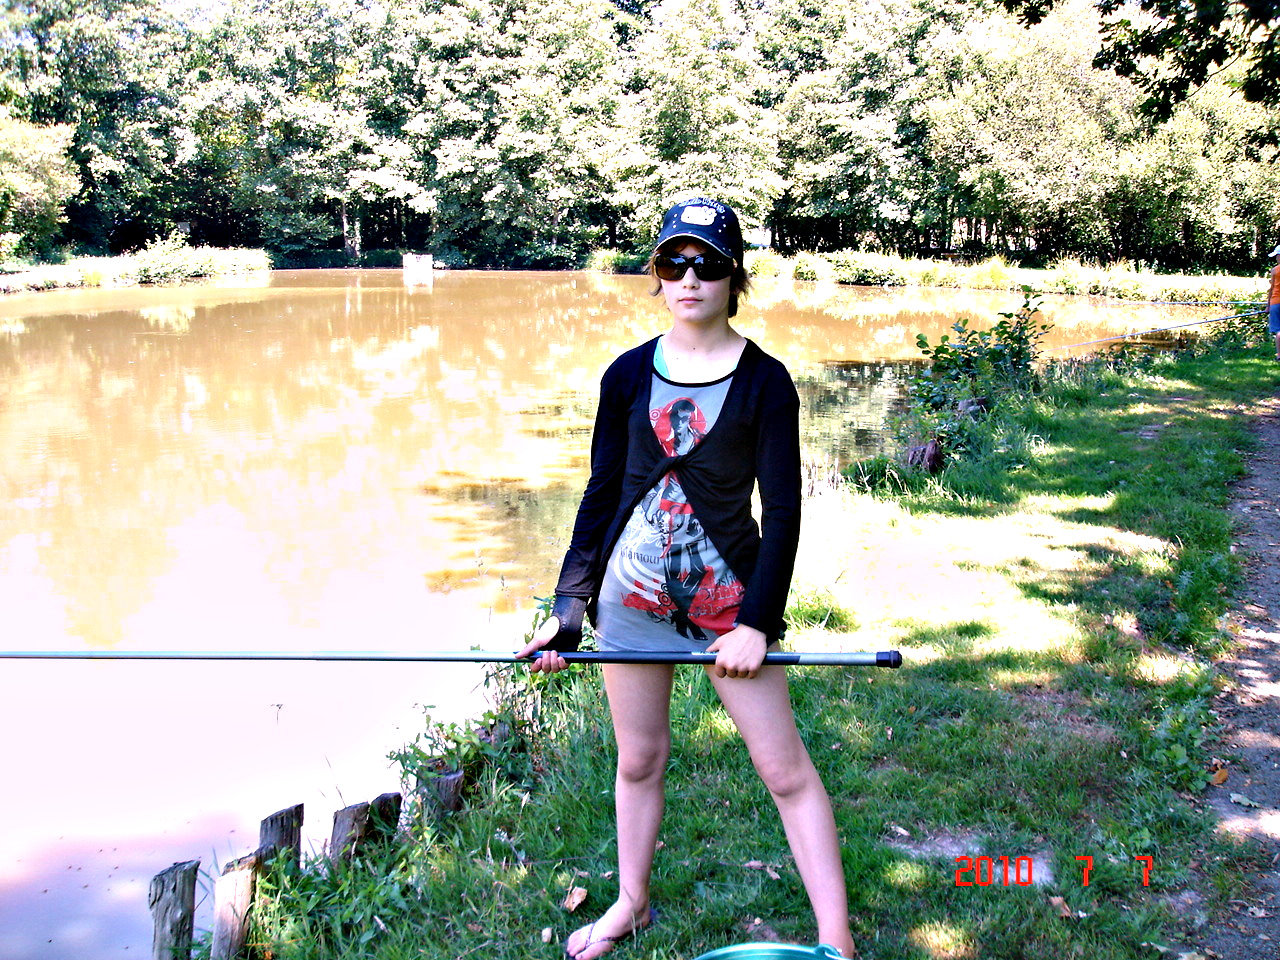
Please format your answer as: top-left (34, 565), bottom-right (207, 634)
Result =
top-left (0, 269), bottom-right (1215, 957)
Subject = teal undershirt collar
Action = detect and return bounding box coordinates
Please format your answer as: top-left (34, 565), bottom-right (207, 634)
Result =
top-left (654, 335), bottom-right (670, 378)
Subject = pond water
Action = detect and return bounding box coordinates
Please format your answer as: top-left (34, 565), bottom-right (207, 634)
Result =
top-left (0, 269), bottom-right (1217, 958)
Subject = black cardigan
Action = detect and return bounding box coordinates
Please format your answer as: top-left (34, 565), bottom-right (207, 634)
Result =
top-left (554, 337), bottom-right (802, 641)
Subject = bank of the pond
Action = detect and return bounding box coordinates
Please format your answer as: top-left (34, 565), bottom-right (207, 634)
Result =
top-left (4, 243), bottom-right (1267, 306)
top-left (604, 248), bottom-right (1269, 306)
top-left (0, 239), bottom-right (269, 294)
top-left (229, 337), bottom-right (1279, 960)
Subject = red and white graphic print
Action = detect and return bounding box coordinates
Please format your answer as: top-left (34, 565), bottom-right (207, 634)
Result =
top-left (609, 396), bottom-right (743, 642)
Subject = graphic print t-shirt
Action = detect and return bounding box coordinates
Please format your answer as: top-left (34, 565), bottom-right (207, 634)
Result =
top-left (596, 370), bottom-right (744, 651)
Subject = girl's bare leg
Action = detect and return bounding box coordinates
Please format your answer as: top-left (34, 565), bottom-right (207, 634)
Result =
top-left (708, 664), bottom-right (855, 957)
top-left (564, 663), bottom-right (673, 960)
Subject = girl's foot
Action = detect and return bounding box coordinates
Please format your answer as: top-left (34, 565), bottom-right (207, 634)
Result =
top-left (564, 902), bottom-right (656, 960)
top-left (818, 943), bottom-right (857, 958)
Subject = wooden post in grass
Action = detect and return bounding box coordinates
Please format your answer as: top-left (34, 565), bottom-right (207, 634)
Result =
top-left (210, 852), bottom-right (258, 960)
top-left (369, 792), bottom-right (402, 839)
top-left (149, 859), bottom-right (199, 960)
top-left (331, 793), bottom-right (403, 861)
top-left (330, 801), bottom-right (370, 861)
top-left (417, 769), bottom-right (464, 815)
top-left (258, 803), bottom-right (303, 867)
top-left (211, 803), bottom-right (303, 959)
top-left (196, 797), bottom-right (404, 957)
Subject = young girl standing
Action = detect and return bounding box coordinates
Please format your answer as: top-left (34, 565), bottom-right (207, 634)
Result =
top-left (518, 198), bottom-right (854, 960)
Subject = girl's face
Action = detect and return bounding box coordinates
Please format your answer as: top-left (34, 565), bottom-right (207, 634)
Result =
top-left (659, 241), bottom-right (733, 327)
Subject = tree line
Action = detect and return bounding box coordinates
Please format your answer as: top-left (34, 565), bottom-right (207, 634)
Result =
top-left (2, 0), bottom-right (1278, 272)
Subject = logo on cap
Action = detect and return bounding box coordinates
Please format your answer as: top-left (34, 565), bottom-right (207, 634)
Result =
top-left (680, 206), bottom-right (718, 227)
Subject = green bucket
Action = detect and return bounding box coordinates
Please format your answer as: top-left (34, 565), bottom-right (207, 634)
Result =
top-left (692, 945), bottom-right (845, 960)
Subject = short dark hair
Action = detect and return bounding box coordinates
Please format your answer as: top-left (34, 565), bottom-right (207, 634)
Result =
top-left (647, 238), bottom-right (751, 318)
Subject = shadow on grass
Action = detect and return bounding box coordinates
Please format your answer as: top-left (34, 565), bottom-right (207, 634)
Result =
top-left (279, 611), bottom-right (1234, 960)
top-left (640, 614), bottom-right (1182, 959)
top-left (899, 350), bottom-right (1268, 517)
top-left (886, 350), bottom-right (1274, 653)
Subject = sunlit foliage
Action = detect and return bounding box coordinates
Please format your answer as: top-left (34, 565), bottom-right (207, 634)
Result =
top-left (2, 0), bottom-right (1277, 269)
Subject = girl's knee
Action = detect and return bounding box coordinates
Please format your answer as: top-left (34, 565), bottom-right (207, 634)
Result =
top-left (617, 741), bottom-right (670, 785)
top-left (753, 751), bottom-right (817, 800)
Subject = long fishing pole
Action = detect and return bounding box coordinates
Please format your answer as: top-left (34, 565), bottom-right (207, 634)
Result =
top-left (0, 649), bottom-right (903, 667)
top-left (1059, 309), bottom-right (1265, 351)
top-left (1148, 300), bottom-right (1265, 307)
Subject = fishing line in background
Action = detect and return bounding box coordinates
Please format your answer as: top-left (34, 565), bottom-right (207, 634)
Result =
top-left (1059, 308), bottom-right (1267, 352)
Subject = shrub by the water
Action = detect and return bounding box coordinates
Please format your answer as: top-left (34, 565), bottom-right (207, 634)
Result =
top-left (585, 249), bottom-right (647, 274)
top-left (826, 251), bottom-right (908, 286)
top-left (132, 232), bottom-right (225, 283)
top-left (910, 288), bottom-right (1053, 411)
top-left (746, 249), bottom-right (787, 278)
top-left (792, 251), bottom-right (834, 282)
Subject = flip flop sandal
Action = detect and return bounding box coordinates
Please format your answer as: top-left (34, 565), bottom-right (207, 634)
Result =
top-left (564, 907), bottom-right (658, 960)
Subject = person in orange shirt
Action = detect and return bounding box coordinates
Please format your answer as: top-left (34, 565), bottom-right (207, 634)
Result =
top-left (1269, 244), bottom-right (1280, 360)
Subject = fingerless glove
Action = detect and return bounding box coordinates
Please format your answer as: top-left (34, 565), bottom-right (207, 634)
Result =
top-left (544, 595), bottom-right (587, 652)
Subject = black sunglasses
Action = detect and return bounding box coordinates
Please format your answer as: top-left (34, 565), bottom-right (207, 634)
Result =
top-left (654, 253), bottom-right (735, 282)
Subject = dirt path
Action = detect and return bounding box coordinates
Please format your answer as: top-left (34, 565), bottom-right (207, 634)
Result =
top-left (1192, 391), bottom-right (1280, 960)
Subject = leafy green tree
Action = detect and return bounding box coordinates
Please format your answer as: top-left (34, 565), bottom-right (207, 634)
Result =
top-left (0, 114), bottom-right (80, 255)
top-left (1103, 78), bottom-right (1280, 270)
top-left (175, 0), bottom-right (387, 256)
top-left (759, 0), bottom-right (988, 254)
top-left (996, 0), bottom-right (1280, 120)
top-left (606, 0), bottom-right (782, 246)
top-left (764, 0), bottom-right (921, 251)
top-left (755, 0), bottom-right (855, 104)
top-left (0, 0), bottom-right (185, 250)
top-left (916, 5), bottom-right (1136, 260)
top-left (371, 0), bottom-right (627, 265)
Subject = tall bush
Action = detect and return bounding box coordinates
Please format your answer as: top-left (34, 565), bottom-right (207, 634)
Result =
top-left (911, 288), bottom-right (1053, 410)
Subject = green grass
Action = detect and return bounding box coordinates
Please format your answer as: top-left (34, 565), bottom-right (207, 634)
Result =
top-left (218, 330), bottom-right (1278, 960)
top-left (231, 640), bottom-right (1260, 959)
top-left (885, 345), bottom-right (1269, 657)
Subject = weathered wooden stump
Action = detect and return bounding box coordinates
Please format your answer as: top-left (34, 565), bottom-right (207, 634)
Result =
top-left (418, 768), bottom-right (465, 815)
top-left (482, 719), bottom-right (512, 748)
top-left (369, 791), bottom-right (403, 838)
top-left (258, 802), bottom-right (303, 866)
top-left (330, 801), bottom-right (370, 860)
top-left (210, 803), bottom-right (304, 958)
top-left (330, 793), bottom-right (403, 859)
top-left (907, 438), bottom-right (945, 474)
top-left (149, 859), bottom-right (199, 960)
top-left (158, 794), bottom-right (408, 957)
top-left (210, 852), bottom-right (259, 960)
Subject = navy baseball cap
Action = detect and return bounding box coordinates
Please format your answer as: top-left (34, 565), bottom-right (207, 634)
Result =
top-left (653, 198), bottom-right (744, 264)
